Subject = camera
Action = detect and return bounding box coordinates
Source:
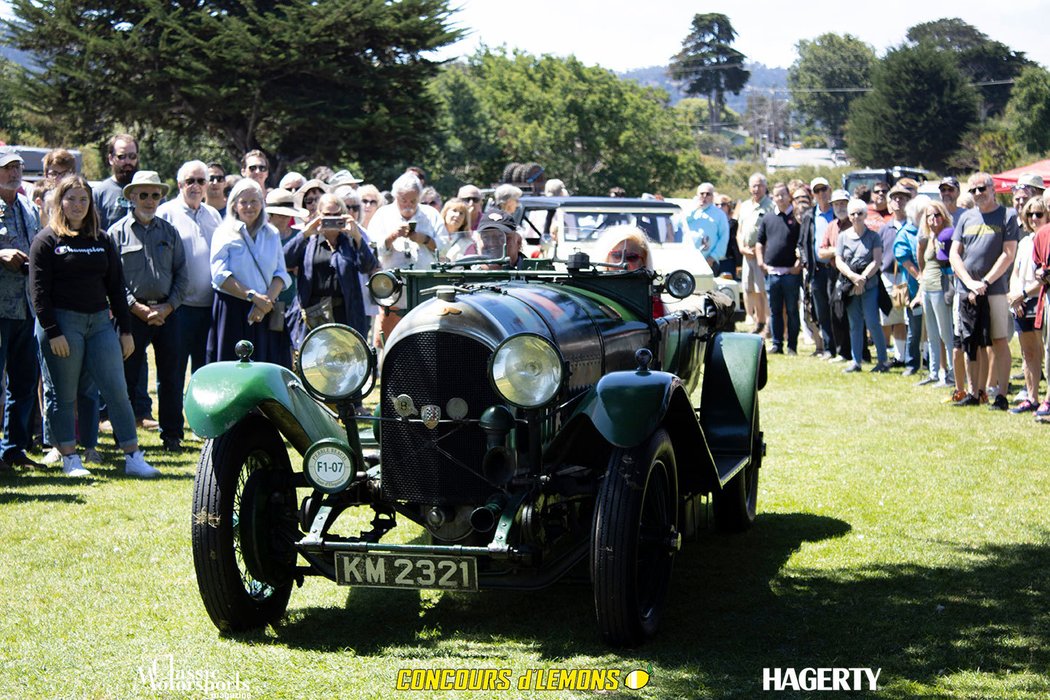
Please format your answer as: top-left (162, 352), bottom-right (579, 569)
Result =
top-left (407, 221), bottom-right (417, 233)
top-left (321, 216), bottom-right (344, 230)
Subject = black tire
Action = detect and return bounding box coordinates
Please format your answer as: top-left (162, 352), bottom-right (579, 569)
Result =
top-left (191, 414), bottom-right (298, 632)
top-left (712, 401), bottom-right (761, 532)
top-left (592, 428), bottom-right (679, 646)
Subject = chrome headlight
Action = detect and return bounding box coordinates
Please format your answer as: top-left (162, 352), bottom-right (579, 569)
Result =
top-left (665, 269), bottom-right (696, 299)
top-left (299, 325), bottom-right (374, 400)
top-left (303, 438), bottom-right (355, 493)
top-left (489, 334), bottom-right (564, 409)
top-left (367, 270), bottom-right (402, 307)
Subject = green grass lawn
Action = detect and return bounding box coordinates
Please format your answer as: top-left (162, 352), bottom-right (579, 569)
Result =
top-left (1, 344), bottom-right (1048, 699)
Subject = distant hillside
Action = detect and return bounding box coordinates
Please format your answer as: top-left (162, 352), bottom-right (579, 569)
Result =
top-left (619, 62), bottom-right (789, 114)
top-left (0, 45), bottom-right (36, 69)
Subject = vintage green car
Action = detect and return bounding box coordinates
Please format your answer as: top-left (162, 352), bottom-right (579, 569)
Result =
top-left (186, 252), bottom-right (766, 646)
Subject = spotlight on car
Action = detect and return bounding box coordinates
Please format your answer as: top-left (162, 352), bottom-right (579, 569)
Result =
top-left (299, 325), bottom-right (374, 401)
top-left (489, 334), bottom-right (564, 409)
top-left (665, 269), bottom-right (696, 299)
top-left (367, 271), bottom-right (402, 307)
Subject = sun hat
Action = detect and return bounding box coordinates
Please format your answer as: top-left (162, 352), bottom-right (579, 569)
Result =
top-left (1017, 173), bottom-right (1045, 191)
top-left (265, 188), bottom-right (307, 219)
top-left (0, 147), bottom-right (24, 168)
top-left (122, 171), bottom-right (170, 200)
top-left (830, 189), bottom-right (850, 203)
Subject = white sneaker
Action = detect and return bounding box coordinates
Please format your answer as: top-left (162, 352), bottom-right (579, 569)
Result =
top-left (125, 450), bottom-right (160, 478)
top-left (61, 454), bottom-right (92, 478)
top-left (82, 447), bottom-right (103, 464)
top-left (43, 447), bottom-right (62, 465)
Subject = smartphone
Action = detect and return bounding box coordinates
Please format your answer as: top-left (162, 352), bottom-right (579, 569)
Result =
top-left (321, 216), bottom-right (344, 229)
top-left (407, 220), bottom-right (417, 233)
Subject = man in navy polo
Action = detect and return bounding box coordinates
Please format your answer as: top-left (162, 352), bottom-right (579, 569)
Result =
top-left (755, 182), bottom-right (802, 354)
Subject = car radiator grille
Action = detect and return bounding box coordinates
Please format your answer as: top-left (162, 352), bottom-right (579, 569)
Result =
top-left (381, 331), bottom-right (500, 505)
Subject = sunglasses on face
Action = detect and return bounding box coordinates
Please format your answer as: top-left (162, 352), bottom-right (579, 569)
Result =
top-left (1029, 212), bottom-right (1046, 219)
top-left (873, 189), bottom-right (888, 194)
top-left (968, 185), bottom-right (988, 195)
top-left (927, 212), bottom-right (944, 219)
top-left (813, 186), bottom-right (829, 193)
top-left (208, 175), bottom-right (225, 183)
top-left (462, 197), bottom-right (480, 203)
top-left (347, 204), bottom-right (360, 212)
top-left (113, 153), bottom-right (138, 161)
top-left (247, 164), bottom-right (268, 172)
top-left (610, 251), bottom-right (642, 262)
top-left (183, 177), bottom-right (207, 186)
top-left (303, 197), bottom-right (318, 206)
top-left (137, 191), bottom-right (162, 201)
top-left (424, 200), bottom-right (439, 207)
top-left (362, 199), bottom-right (379, 206)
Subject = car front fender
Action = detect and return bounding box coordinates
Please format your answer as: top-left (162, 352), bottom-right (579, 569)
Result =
top-left (569, 369), bottom-right (682, 449)
top-left (185, 361), bottom-right (344, 455)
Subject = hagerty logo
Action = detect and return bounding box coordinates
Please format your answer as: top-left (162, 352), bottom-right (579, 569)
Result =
top-left (763, 667), bottom-right (881, 691)
top-left (137, 654), bottom-right (251, 698)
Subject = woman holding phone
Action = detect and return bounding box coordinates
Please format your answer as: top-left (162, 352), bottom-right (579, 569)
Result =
top-left (283, 192), bottom-right (378, 348)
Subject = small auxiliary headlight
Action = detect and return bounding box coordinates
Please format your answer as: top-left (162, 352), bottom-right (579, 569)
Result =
top-left (367, 271), bottom-right (402, 307)
top-left (299, 325), bottom-right (373, 400)
top-left (665, 269), bottom-right (696, 299)
top-left (489, 334), bottom-right (564, 409)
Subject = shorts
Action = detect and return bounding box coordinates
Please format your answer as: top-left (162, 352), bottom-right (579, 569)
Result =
top-left (879, 272), bottom-right (904, 325)
top-left (1013, 297), bottom-right (1039, 334)
top-left (741, 257), bottom-right (765, 293)
top-left (952, 292), bottom-right (1011, 341)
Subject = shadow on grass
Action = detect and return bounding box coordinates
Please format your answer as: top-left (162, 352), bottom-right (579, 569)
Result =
top-left (0, 490), bottom-right (86, 504)
top-left (254, 512), bottom-right (1050, 695)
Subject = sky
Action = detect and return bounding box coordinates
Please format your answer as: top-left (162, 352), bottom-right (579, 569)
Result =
top-left (432, 0), bottom-right (1049, 72)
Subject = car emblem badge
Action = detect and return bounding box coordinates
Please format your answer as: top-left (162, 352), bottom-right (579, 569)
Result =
top-left (393, 394), bottom-right (417, 417)
top-left (446, 397), bottom-right (468, 420)
top-left (437, 306), bottom-right (462, 316)
top-left (421, 404), bottom-right (441, 429)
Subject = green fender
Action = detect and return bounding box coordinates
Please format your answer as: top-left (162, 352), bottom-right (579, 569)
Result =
top-left (185, 360), bottom-right (345, 455)
top-left (699, 332), bottom-right (766, 457)
top-left (569, 369), bottom-right (685, 449)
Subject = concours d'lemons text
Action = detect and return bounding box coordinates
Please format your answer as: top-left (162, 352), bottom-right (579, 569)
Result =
top-left (396, 668), bottom-right (621, 691)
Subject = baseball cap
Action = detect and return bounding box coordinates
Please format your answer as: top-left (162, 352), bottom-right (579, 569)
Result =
top-left (888, 183), bottom-right (913, 198)
top-left (938, 176), bottom-right (960, 191)
top-left (829, 189), bottom-right (850, 203)
top-left (809, 177), bottom-right (830, 191)
top-left (476, 210), bottom-right (516, 236)
top-left (0, 147), bottom-right (24, 168)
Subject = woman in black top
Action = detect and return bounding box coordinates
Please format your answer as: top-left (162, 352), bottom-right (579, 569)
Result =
top-left (29, 175), bottom-right (158, 478)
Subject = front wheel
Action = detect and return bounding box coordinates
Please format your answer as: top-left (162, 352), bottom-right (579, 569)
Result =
top-left (191, 414), bottom-right (299, 632)
top-left (592, 428), bottom-right (679, 646)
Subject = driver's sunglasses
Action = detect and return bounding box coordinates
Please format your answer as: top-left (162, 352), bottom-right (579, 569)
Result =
top-left (610, 251), bottom-right (642, 263)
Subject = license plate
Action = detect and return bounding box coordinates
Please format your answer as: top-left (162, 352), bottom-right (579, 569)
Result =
top-left (335, 552), bottom-right (478, 591)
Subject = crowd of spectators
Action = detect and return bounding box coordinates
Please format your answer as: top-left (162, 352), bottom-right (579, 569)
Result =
top-left (4, 138), bottom-right (1050, 481)
top-left (674, 169), bottom-right (1049, 422)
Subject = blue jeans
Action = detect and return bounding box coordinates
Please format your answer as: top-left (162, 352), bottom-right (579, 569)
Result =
top-left (923, 289), bottom-right (954, 379)
top-left (124, 310), bottom-right (184, 442)
top-left (766, 272), bottom-right (801, 351)
top-left (36, 309), bottom-right (138, 450)
top-left (177, 304), bottom-right (212, 377)
top-left (904, 301), bottom-right (923, 371)
top-left (40, 357), bottom-right (99, 449)
top-left (810, 265), bottom-right (834, 352)
top-left (846, 286), bottom-right (888, 366)
top-left (0, 316), bottom-right (40, 459)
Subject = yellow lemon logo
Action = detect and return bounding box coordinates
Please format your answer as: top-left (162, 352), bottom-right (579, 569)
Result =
top-left (624, 664), bottom-right (652, 690)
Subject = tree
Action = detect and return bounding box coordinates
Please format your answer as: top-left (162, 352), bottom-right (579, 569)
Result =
top-left (669, 13), bottom-right (750, 130)
top-left (788, 34), bottom-right (876, 143)
top-left (4, 0), bottom-right (462, 174)
top-left (426, 49), bottom-right (703, 196)
top-left (1004, 65), bottom-right (1050, 156)
top-left (846, 44), bottom-right (977, 171)
top-left (906, 18), bottom-right (1032, 119)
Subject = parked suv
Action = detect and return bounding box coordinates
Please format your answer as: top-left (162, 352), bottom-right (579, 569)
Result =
top-left (842, 167), bottom-right (931, 196)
